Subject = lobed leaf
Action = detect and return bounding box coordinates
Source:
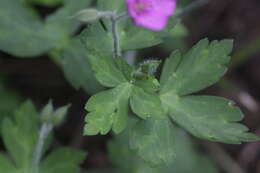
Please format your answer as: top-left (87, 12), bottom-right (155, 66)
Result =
top-left (161, 95), bottom-right (260, 144)
top-left (61, 38), bottom-right (104, 94)
top-left (84, 83), bottom-right (132, 135)
top-left (0, 154), bottom-right (16, 173)
top-left (0, 0), bottom-right (87, 57)
top-left (88, 54), bottom-right (129, 87)
top-left (129, 118), bottom-right (176, 166)
top-left (80, 22), bottom-right (113, 56)
top-left (40, 147), bottom-right (86, 173)
top-left (1, 101), bottom-right (39, 170)
top-left (0, 0), bottom-right (52, 57)
top-left (160, 39), bottom-right (233, 96)
top-left (130, 86), bottom-right (165, 119)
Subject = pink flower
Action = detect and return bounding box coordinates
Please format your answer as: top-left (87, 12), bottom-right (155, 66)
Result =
top-left (125, 0), bottom-right (176, 31)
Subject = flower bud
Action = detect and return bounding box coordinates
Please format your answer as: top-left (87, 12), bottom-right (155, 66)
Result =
top-left (52, 104), bottom-right (71, 125)
top-left (72, 9), bottom-right (100, 23)
top-left (40, 100), bottom-right (54, 123)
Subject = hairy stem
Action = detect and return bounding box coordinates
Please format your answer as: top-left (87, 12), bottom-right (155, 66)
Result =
top-left (32, 123), bottom-right (53, 173)
top-left (111, 16), bottom-right (121, 58)
top-left (177, 0), bottom-right (210, 17)
top-left (110, 12), bottom-right (129, 58)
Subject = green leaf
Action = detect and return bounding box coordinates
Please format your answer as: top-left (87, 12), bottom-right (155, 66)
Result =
top-left (133, 75), bottom-right (160, 92)
top-left (61, 38), bottom-right (104, 94)
top-left (84, 83), bottom-right (132, 135)
top-left (160, 50), bottom-right (182, 86)
top-left (80, 22), bottom-right (113, 56)
top-left (1, 101), bottom-right (39, 170)
top-left (161, 95), bottom-right (260, 144)
top-left (44, 0), bottom-right (88, 49)
top-left (0, 82), bottom-right (22, 121)
top-left (130, 86), bottom-right (165, 119)
top-left (129, 118), bottom-right (176, 165)
top-left (41, 147), bottom-right (86, 173)
top-left (0, 154), bottom-right (16, 173)
top-left (97, 0), bottom-right (126, 12)
top-left (137, 60), bottom-right (162, 75)
top-left (0, 0), bottom-right (88, 57)
top-left (0, 0), bottom-right (53, 57)
top-left (160, 39), bottom-right (233, 96)
top-left (120, 16), bottom-right (179, 51)
top-left (162, 129), bottom-right (218, 173)
top-left (121, 26), bottom-right (163, 51)
top-left (109, 126), bottom-right (218, 173)
top-left (88, 54), bottom-right (128, 87)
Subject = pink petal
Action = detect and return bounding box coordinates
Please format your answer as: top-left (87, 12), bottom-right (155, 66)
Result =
top-left (134, 12), bottom-right (169, 31)
top-left (153, 0), bottom-right (176, 16)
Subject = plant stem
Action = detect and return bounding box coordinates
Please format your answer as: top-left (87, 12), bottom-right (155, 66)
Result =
top-left (111, 16), bottom-right (121, 58)
top-left (176, 0), bottom-right (210, 17)
top-left (32, 123), bottom-right (53, 173)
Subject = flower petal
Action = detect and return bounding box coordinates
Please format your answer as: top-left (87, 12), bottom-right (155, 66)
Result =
top-left (134, 12), bottom-right (169, 31)
top-left (153, 0), bottom-right (176, 16)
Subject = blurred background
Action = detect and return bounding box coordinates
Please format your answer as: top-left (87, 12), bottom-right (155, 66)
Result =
top-left (1, 0), bottom-right (260, 172)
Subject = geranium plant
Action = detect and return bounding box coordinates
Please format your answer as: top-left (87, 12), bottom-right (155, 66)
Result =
top-left (0, 0), bottom-right (259, 173)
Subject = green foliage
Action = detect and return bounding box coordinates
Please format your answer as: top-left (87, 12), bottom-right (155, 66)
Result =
top-left (0, 82), bottom-right (22, 121)
top-left (129, 118), bottom-right (176, 165)
top-left (84, 38), bottom-right (259, 166)
top-left (130, 86), bottom-right (164, 119)
top-left (97, 0), bottom-right (126, 12)
top-left (61, 38), bottom-right (104, 94)
top-left (0, 0), bottom-right (89, 57)
top-left (0, 0), bottom-right (51, 57)
top-left (1, 0), bottom-right (259, 171)
top-left (160, 39), bottom-right (259, 144)
top-left (87, 54), bottom-right (129, 87)
top-left (1, 101), bottom-right (39, 170)
top-left (84, 83), bottom-right (132, 135)
top-left (0, 101), bottom-right (85, 173)
top-left (80, 11), bottom-right (179, 53)
top-left (80, 23), bottom-right (114, 56)
top-left (162, 95), bottom-right (260, 144)
top-left (40, 147), bottom-right (86, 173)
top-left (83, 56), bottom-right (164, 136)
top-left (108, 126), bottom-right (218, 173)
top-left (160, 39), bottom-right (233, 96)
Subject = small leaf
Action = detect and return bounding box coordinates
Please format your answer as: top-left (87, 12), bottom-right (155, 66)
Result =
top-left (0, 0), bottom-right (53, 56)
top-left (130, 86), bottom-right (165, 119)
top-left (61, 38), bottom-right (104, 94)
top-left (129, 118), bottom-right (176, 165)
top-left (161, 95), bottom-right (260, 144)
top-left (121, 16), bottom-right (179, 51)
top-left (121, 26), bottom-right (163, 50)
top-left (137, 59), bottom-right (161, 75)
top-left (1, 101), bottom-right (39, 169)
top-left (161, 39), bottom-right (233, 96)
top-left (41, 147), bottom-right (86, 173)
top-left (108, 124), bottom-right (218, 173)
top-left (0, 81), bottom-right (22, 121)
top-left (84, 83), bottom-right (132, 135)
top-left (88, 54), bottom-right (128, 87)
top-left (0, 0), bottom-right (88, 57)
top-left (80, 22), bottom-right (113, 56)
top-left (97, 0), bottom-right (126, 12)
top-left (160, 50), bottom-right (182, 86)
top-left (0, 154), bottom-right (16, 173)
top-left (133, 75), bottom-right (160, 93)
